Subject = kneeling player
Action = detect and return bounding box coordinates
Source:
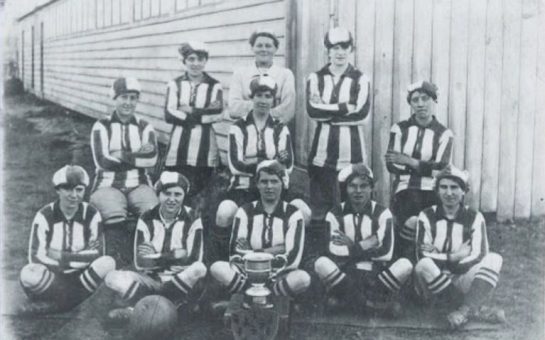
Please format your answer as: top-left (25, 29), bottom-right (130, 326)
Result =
top-left (313, 163), bottom-right (412, 316)
top-left (210, 161), bottom-right (311, 299)
top-left (105, 172), bottom-right (206, 321)
top-left (20, 165), bottom-right (115, 313)
top-left (414, 165), bottom-right (505, 329)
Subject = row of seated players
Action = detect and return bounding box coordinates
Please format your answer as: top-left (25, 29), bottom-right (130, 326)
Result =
top-left (20, 161), bottom-right (505, 330)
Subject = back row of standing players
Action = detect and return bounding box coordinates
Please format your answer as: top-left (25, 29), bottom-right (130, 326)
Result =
top-left (20, 27), bottom-right (505, 329)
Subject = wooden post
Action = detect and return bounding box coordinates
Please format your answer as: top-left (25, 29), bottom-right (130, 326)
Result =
top-left (355, 0), bottom-right (376, 169)
top-left (480, 0), bottom-right (503, 213)
top-left (531, 0), bottom-right (545, 218)
top-left (497, 0), bottom-right (522, 222)
top-left (392, 0), bottom-right (414, 124)
top-left (465, 0), bottom-right (487, 210)
top-left (431, 0), bottom-right (451, 130)
top-left (412, 0), bottom-right (433, 81)
top-left (447, 0), bottom-right (469, 169)
top-left (514, 0), bottom-right (538, 219)
top-left (372, 0), bottom-right (395, 206)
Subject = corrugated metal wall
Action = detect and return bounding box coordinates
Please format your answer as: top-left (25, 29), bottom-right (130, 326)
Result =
top-left (293, 0), bottom-right (545, 222)
top-left (19, 0), bottom-right (288, 162)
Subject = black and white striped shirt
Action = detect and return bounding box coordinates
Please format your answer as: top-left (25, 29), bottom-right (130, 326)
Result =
top-left (387, 115), bottom-right (453, 194)
top-left (306, 64), bottom-right (371, 170)
top-left (164, 72), bottom-right (223, 168)
top-left (91, 112), bottom-right (158, 190)
top-left (325, 200), bottom-right (394, 268)
top-left (228, 114), bottom-right (293, 190)
top-left (416, 205), bottom-right (488, 274)
top-left (28, 201), bottom-right (103, 273)
top-left (134, 205), bottom-right (203, 275)
top-left (230, 201), bottom-right (305, 270)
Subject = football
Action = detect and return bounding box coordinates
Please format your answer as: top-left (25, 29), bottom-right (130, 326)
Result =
top-left (129, 295), bottom-right (178, 340)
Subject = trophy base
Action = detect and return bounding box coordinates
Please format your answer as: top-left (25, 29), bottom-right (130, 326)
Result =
top-left (243, 291), bottom-right (274, 309)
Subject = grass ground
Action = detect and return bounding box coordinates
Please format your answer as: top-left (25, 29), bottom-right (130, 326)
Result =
top-left (1, 94), bottom-right (544, 339)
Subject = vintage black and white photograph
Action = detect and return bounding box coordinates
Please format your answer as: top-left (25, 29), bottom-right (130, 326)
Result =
top-left (1, 0), bottom-right (544, 339)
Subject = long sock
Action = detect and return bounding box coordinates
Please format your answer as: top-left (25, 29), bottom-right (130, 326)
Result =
top-left (464, 279), bottom-right (495, 309)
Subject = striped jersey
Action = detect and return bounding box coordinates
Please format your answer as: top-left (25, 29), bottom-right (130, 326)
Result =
top-left (325, 200), bottom-right (394, 269)
top-left (306, 63), bottom-right (371, 170)
top-left (416, 205), bottom-right (488, 274)
top-left (28, 201), bottom-right (104, 273)
top-left (91, 111), bottom-right (158, 190)
top-left (228, 113), bottom-right (293, 190)
top-left (164, 72), bottom-right (224, 168)
top-left (387, 115), bottom-right (453, 194)
top-left (230, 201), bottom-right (305, 270)
top-left (134, 205), bottom-right (203, 276)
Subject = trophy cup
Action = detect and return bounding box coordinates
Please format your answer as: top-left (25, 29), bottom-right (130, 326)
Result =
top-left (230, 252), bottom-right (287, 309)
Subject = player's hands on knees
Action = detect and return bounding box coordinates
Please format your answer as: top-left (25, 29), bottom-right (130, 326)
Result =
top-left (138, 242), bottom-right (156, 256)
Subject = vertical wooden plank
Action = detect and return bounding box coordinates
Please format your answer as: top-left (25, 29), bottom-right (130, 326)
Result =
top-left (447, 0), bottom-right (469, 168)
top-left (431, 0), bottom-right (451, 125)
top-left (134, 0), bottom-right (142, 21)
top-left (337, 0), bottom-right (356, 65)
top-left (531, 0), bottom-right (545, 218)
top-left (497, 0), bottom-right (522, 222)
top-left (373, 0), bottom-right (395, 205)
top-left (112, 0), bottom-right (121, 25)
top-left (142, 0), bottom-right (151, 19)
top-left (294, 0), bottom-right (330, 166)
top-left (97, 0), bottom-right (104, 28)
top-left (121, 0), bottom-right (131, 23)
top-left (104, 0), bottom-right (112, 27)
top-left (514, 0), bottom-right (538, 219)
top-left (151, 0), bottom-right (161, 17)
top-left (464, 0), bottom-right (487, 209)
top-left (480, 0), bottom-right (503, 213)
top-left (160, 0), bottom-right (175, 15)
top-left (355, 0), bottom-right (376, 168)
top-left (392, 0), bottom-right (414, 123)
top-left (412, 0), bottom-right (433, 80)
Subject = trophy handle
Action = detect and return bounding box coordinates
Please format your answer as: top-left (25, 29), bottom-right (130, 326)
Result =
top-left (229, 255), bottom-right (244, 272)
top-left (272, 254), bottom-right (288, 276)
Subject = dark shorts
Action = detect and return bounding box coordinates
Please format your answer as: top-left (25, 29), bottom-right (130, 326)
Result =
top-left (391, 189), bottom-right (437, 225)
top-left (308, 166), bottom-right (340, 222)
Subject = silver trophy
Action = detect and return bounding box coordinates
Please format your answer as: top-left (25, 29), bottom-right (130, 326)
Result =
top-left (230, 252), bottom-right (287, 309)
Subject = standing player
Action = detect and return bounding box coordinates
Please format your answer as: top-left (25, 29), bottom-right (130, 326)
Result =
top-left (313, 163), bottom-right (412, 316)
top-left (90, 77), bottom-right (159, 264)
top-left (105, 171), bottom-right (206, 322)
top-left (19, 165), bottom-right (115, 313)
top-left (164, 41), bottom-right (223, 207)
top-left (385, 80), bottom-right (453, 261)
top-left (210, 160), bottom-right (310, 299)
top-left (210, 75), bottom-right (310, 264)
top-left (414, 165), bottom-right (505, 329)
top-left (306, 26), bottom-right (371, 231)
top-left (228, 29), bottom-right (295, 123)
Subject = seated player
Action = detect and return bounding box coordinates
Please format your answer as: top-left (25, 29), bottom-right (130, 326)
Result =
top-left (210, 160), bottom-right (311, 300)
top-left (209, 76), bottom-right (310, 264)
top-left (90, 77), bottom-right (159, 264)
top-left (313, 163), bottom-right (413, 316)
top-left (104, 171), bottom-right (207, 322)
top-left (414, 165), bottom-right (506, 329)
top-left (385, 81), bottom-right (453, 261)
top-left (19, 165), bottom-right (115, 313)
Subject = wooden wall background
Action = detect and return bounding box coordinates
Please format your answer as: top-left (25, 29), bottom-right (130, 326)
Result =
top-left (17, 0), bottom-right (545, 222)
top-left (18, 0), bottom-right (288, 163)
top-left (293, 0), bottom-right (545, 222)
